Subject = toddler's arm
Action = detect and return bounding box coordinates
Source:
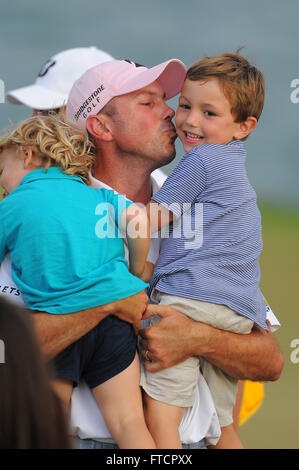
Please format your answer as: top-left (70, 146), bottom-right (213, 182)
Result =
top-left (146, 199), bottom-right (173, 234)
top-left (120, 200), bottom-right (173, 282)
top-left (120, 204), bottom-right (151, 279)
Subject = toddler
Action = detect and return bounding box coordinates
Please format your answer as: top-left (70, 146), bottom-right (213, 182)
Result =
top-left (0, 115), bottom-right (156, 448)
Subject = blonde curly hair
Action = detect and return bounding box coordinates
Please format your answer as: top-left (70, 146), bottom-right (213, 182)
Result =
top-left (0, 115), bottom-right (95, 184)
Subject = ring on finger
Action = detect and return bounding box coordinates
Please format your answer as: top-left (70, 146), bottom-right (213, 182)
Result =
top-left (145, 349), bottom-right (150, 361)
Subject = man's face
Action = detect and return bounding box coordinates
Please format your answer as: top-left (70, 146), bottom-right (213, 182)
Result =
top-left (107, 81), bottom-right (177, 169)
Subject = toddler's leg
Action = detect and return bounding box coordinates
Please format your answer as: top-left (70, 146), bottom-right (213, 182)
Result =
top-left (143, 393), bottom-right (184, 449)
top-left (51, 378), bottom-right (73, 418)
top-left (92, 353), bottom-right (156, 449)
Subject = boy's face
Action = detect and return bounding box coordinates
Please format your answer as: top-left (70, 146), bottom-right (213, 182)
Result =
top-left (175, 77), bottom-right (243, 152)
top-left (0, 147), bottom-right (29, 195)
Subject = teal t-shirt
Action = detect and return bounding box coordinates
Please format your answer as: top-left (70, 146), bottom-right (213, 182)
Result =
top-left (0, 167), bottom-right (147, 313)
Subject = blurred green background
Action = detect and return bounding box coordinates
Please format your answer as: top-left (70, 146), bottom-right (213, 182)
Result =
top-left (1, 0), bottom-right (299, 449)
top-left (239, 205), bottom-right (299, 449)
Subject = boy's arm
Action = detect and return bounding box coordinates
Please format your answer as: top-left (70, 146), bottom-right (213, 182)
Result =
top-left (140, 305), bottom-right (283, 382)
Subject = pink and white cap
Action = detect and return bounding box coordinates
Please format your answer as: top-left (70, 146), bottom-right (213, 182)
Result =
top-left (66, 59), bottom-right (186, 130)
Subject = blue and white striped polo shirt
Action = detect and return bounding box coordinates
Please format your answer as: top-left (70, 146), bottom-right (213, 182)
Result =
top-left (151, 140), bottom-right (267, 330)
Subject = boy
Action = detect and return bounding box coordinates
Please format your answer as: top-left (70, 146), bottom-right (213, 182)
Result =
top-left (140, 53), bottom-right (267, 448)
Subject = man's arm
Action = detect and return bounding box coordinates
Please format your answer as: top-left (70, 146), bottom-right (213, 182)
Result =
top-left (139, 304), bottom-right (283, 382)
top-left (33, 291), bottom-right (148, 359)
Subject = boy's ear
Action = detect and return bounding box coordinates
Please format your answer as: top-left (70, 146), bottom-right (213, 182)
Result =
top-left (234, 116), bottom-right (257, 140)
top-left (86, 114), bottom-right (113, 142)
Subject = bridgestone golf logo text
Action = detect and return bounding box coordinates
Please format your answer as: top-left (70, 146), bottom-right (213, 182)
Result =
top-left (74, 85), bottom-right (105, 121)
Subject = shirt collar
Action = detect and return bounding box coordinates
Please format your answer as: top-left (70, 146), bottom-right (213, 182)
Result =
top-left (89, 172), bottom-right (161, 198)
top-left (19, 167), bottom-right (84, 187)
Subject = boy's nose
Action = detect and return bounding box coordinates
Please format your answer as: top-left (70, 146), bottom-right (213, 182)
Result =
top-left (185, 110), bottom-right (200, 128)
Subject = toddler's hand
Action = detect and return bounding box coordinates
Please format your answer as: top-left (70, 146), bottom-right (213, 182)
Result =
top-left (112, 290), bottom-right (148, 332)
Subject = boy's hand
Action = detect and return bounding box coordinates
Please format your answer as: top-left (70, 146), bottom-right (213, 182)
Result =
top-left (110, 291), bottom-right (148, 331)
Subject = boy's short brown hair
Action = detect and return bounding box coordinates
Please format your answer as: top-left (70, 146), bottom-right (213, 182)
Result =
top-left (187, 52), bottom-right (265, 123)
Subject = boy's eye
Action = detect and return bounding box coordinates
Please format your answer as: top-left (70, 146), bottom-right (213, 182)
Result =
top-left (204, 110), bottom-right (215, 117)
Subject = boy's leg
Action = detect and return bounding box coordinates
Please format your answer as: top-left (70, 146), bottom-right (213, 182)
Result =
top-left (209, 424), bottom-right (243, 449)
top-left (92, 353), bottom-right (156, 449)
top-left (139, 292), bottom-right (201, 449)
top-left (140, 346), bottom-right (199, 449)
top-left (143, 393), bottom-right (184, 449)
top-left (161, 296), bottom-right (252, 449)
top-left (233, 380), bottom-right (245, 432)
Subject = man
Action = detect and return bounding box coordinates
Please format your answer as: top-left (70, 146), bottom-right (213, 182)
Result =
top-left (1, 58), bottom-right (283, 448)
top-left (66, 59), bottom-right (282, 448)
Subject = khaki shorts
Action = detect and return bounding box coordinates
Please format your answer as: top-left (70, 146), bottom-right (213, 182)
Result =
top-left (140, 291), bottom-right (253, 427)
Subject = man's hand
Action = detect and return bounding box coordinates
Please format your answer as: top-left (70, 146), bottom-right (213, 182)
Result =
top-left (139, 303), bottom-right (202, 372)
top-left (32, 291), bottom-right (148, 358)
top-left (139, 303), bottom-right (283, 381)
top-left (111, 290), bottom-right (148, 332)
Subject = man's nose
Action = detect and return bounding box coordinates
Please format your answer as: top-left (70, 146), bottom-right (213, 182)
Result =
top-left (162, 101), bottom-right (175, 120)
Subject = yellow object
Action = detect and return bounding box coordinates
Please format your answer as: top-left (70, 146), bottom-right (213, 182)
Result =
top-left (239, 380), bottom-right (265, 426)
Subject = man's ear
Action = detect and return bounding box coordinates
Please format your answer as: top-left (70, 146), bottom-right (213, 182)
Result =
top-left (86, 114), bottom-right (113, 142)
top-left (20, 146), bottom-right (34, 169)
top-left (234, 116), bottom-right (257, 140)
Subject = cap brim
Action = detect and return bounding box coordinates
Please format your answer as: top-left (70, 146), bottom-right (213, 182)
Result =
top-left (116, 59), bottom-right (186, 100)
top-left (6, 84), bottom-right (67, 110)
